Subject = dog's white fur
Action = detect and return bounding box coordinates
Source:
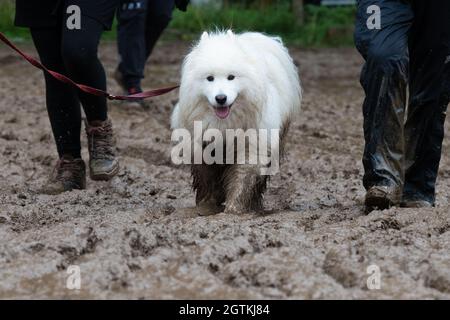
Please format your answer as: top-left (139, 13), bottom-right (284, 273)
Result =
top-left (171, 30), bottom-right (302, 213)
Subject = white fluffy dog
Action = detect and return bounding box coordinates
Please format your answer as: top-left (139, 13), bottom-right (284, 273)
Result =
top-left (171, 30), bottom-right (301, 213)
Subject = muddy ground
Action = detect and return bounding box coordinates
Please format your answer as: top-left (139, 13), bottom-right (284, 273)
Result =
top-left (0, 40), bottom-right (449, 299)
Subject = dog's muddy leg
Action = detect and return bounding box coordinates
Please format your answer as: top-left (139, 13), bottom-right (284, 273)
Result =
top-left (223, 165), bottom-right (268, 214)
top-left (192, 164), bottom-right (225, 213)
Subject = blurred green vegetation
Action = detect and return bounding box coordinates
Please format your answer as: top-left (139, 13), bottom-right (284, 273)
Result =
top-left (170, 3), bottom-right (356, 46)
top-left (0, 0), bottom-right (28, 41)
top-left (0, 0), bottom-right (356, 47)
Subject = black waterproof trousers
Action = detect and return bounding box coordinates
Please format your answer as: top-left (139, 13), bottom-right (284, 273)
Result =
top-left (354, 0), bottom-right (450, 204)
top-left (117, 0), bottom-right (174, 90)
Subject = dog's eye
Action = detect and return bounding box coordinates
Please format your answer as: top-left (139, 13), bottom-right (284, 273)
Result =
top-left (207, 76), bottom-right (214, 82)
top-left (227, 75), bottom-right (235, 81)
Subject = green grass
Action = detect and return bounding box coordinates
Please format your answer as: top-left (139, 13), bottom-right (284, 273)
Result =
top-left (0, 1), bottom-right (356, 47)
top-left (170, 4), bottom-right (356, 46)
top-left (0, 0), bottom-right (30, 41)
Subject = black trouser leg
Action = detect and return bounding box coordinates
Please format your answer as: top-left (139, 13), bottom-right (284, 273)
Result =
top-left (117, 0), bottom-right (173, 89)
top-left (30, 28), bottom-right (82, 159)
top-left (144, 0), bottom-right (174, 58)
top-left (403, 1), bottom-right (450, 203)
top-left (61, 15), bottom-right (108, 122)
top-left (117, 0), bottom-right (148, 89)
top-left (354, 0), bottom-right (413, 190)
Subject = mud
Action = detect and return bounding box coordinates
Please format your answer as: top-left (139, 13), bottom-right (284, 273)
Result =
top-left (0, 42), bottom-right (449, 299)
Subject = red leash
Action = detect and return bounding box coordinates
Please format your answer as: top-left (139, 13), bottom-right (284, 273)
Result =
top-left (0, 32), bottom-right (179, 101)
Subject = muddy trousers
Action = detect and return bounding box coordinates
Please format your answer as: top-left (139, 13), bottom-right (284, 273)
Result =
top-left (117, 0), bottom-right (174, 89)
top-left (354, 0), bottom-right (450, 203)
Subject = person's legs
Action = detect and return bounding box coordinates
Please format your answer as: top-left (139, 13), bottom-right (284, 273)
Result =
top-left (354, 0), bottom-right (414, 209)
top-left (30, 27), bottom-right (82, 159)
top-left (144, 0), bottom-right (174, 59)
top-left (61, 8), bottom-right (119, 180)
top-left (115, 0), bottom-right (173, 94)
top-left (403, 0), bottom-right (450, 206)
top-left (117, 0), bottom-right (148, 91)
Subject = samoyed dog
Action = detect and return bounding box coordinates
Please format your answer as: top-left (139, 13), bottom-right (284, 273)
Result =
top-left (171, 30), bottom-right (301, 214)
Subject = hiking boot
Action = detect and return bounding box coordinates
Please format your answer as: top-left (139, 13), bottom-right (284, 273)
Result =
top-left (85, 119), bottom-right (119, 181)
top-left (114, 69), bottom-right (148, 109)
top-left (126, 87), bottom-right (148, 109)
top-left (365, 185), bottom-right (401, 210)
top-left (40, 155), bottom-right (86, 195)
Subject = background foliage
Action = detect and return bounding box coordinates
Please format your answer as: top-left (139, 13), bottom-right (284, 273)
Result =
top-left (0, 0), bottom-right (356, 46)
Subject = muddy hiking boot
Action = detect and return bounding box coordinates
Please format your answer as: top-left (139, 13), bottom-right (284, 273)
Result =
top-left (365, 185), bottom-right (401, 211)
top-left (85, 119), bottom-right (120, 181)
top-left (41, 155), bottom-right (86, 195)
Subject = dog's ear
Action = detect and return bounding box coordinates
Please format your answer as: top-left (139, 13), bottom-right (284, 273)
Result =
top-left (201, 31), bottom-right (209, 41)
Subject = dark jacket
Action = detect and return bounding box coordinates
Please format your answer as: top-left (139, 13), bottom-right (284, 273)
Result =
top-left (15, 0), bottom-right (61, 28)
top-left (15, 0), bottom-right (119, 30)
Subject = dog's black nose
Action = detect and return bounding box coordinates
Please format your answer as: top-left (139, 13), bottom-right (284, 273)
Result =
top-left (215, 94), bottom-right (227, 105)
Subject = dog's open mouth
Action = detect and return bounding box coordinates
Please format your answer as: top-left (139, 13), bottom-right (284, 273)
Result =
top-left (214, 105), bottom-right (233, 119)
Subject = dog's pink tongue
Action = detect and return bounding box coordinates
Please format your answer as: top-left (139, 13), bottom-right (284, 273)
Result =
top-left (215, 106), bottom-right (230, 119)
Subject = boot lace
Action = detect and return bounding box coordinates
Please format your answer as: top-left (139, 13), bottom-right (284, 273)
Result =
top-left (86, 122), bottom-right (115, 160)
